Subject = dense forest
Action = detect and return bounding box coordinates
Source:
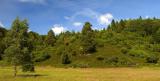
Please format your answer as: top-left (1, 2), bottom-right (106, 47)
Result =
top-left (0, 17), bottom-right (160, 69)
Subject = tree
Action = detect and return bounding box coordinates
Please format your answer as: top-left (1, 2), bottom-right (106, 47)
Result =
top-left (4, 44), bottom-right (22, 76)
top-left (81, 22), bottom-right (96, 54)
top-left (109, 20), bottom-right (116, 31)
top-left (4, 17), bottom-right (35, 76)
top-left (45, 30), bottom-right (56, 46)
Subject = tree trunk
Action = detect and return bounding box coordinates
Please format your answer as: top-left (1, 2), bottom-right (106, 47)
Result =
top-left (14, 64), bottom-right (17, 77)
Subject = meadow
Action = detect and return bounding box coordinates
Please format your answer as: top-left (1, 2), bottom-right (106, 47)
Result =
top-left (1, 67), bottom-right (160, 81)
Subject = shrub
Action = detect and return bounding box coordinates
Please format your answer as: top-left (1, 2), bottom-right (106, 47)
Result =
top-left (35, 53), bottom-right (51, 62)
top-left (121, 47), bottom-right (129, 54)
top-left (105, 56), bottom-right (135, 66)
top-left (106, 56), bottom-right (119, 64)
top-left (128, 49), bottom-right (148, 58)
top-left (61, 54), bottom-right (71, 64)
top-left (117, 57), bottom-right (135, 66)
top-left (96, 56), bottom-right (104, 61)
top-left (146, 55), bottom-right (159, 63)
top-left (22, 63), bottom-right (35, 72)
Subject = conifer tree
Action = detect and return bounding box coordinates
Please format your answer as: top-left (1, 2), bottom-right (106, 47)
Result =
top-left (45, 30), bottom-right (56, 46)
top-left (81, 22), bottom-right (96, 54)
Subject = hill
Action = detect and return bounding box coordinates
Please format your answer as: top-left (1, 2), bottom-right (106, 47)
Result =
top-left (0, 17), bottom-right (160, 67)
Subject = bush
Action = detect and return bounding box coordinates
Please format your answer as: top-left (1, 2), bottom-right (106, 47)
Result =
top-left (35, 53), bottom-right (51, 62)
top-left (96, 56), bottom-right (104, 61)
top-left (117, 57), bottom-right (135, 66)
top-left (128, 49), bottom-right (148, 58)
top-left (146, 55), bottom-right (159, 63)
top-left (22, 63), bottom-right (35, 72)
top-left (106, 56), bottom-right (119, 64)
top-left (121, 47), bottom-right (129, 54)
top-left (105, 56), bottom-right (135, 66)
top-left (61, 54), bottom-right (71, 64)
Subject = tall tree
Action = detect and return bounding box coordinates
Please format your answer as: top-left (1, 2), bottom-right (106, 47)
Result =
top-left (45, 30), bottom-right (56, 46)
top-left (81, 22), bottom-right (96, 54)
top-left (4, 17), bottom-right (34, 76)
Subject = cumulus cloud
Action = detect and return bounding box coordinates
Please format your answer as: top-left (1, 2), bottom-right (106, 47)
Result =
top-left (18, 0), bottom-right (46, 4)
top-left (0, 21), bottom-right (4, 27)
top-left (98, 13), bottom-right (113, 25)
top-left (73, 22), bottom-right (82, 27)
top-left (51, 24), bottom-right (66, 34)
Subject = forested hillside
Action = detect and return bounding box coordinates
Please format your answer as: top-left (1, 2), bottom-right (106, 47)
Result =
top-left (0, 17), bottom-right (160, 67)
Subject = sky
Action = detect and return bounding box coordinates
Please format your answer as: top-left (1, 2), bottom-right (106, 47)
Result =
top-left (0, 0), bottom-right (160, 34)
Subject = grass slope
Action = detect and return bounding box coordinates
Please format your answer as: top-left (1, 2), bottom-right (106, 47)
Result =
top-left (39, 44), bottom-right (125, 67)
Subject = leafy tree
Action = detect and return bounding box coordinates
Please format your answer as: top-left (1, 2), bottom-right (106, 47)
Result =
top-left (4, 17), bottom-right (35, 76)
top-left (81, 22), bottom-right (96, 54)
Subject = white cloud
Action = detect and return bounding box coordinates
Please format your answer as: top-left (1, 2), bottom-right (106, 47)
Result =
top-left (0, 21), bottom-right (4, 27)
top-left (18, 0), bottom-right (46, 4)
top-left (51, 24), bottom-right (66, 34)
top-left (73, 22), bottom-right (82, 27)
top-left (65, 8), bottom-right (113, 28)
top-left (145, 15), bottom-right (149, 19)
top-left (98, 13), bottom-right (113, 25)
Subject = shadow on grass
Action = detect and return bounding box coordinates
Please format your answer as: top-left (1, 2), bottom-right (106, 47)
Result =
top-left (17, 74), bottom-right (47, 77)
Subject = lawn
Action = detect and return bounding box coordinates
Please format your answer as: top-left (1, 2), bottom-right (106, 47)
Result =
top-left (1, 66), bottom-right (160, 81)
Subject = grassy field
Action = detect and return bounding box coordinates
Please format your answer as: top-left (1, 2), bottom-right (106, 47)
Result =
top-left (1, 67), bottom-right (160, 81)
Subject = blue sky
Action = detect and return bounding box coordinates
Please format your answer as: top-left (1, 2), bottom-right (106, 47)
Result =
top-left (0, 0), bottom-right (160, 34)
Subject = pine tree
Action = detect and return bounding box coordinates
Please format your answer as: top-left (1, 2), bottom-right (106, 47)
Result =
top-left (45, 30), bottom-right (56, 46)
top-left (81, 22), bottom-right (96, 54)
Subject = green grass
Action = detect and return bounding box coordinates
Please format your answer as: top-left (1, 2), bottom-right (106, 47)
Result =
top-left (1, 66), bottom-right (160, 81)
